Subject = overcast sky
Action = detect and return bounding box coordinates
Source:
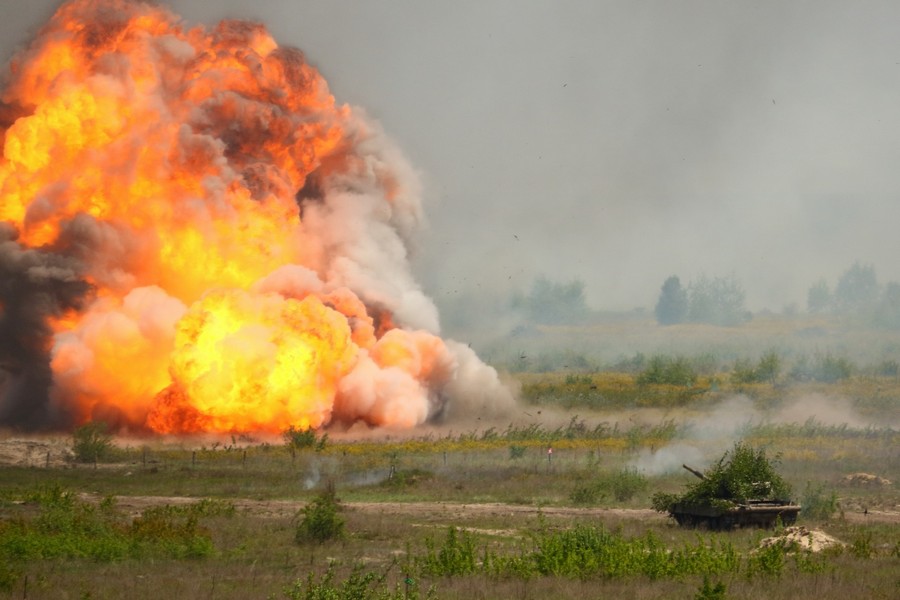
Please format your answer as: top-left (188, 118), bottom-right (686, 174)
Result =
top-left (5, 0), bottom-right (900, 316)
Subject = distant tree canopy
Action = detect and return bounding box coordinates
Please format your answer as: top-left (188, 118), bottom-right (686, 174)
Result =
top-left (654, 274), bottom-right (748, 326)
top-left (806, 278), bottom-right (831, 314)
top-left (512, 276), bottom-right (590, 325)
top-left (654, 276), bottom-right (688, 325)
top-left (805, 261), bottom-right (900, 328)
top-left (833, 261), bottom-right (879, 313)
top-left (874, 282), bottom-right (900, 329)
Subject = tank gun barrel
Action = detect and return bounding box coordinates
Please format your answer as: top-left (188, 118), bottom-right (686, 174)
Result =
top-left (682, 464), bottom-right (706, 480)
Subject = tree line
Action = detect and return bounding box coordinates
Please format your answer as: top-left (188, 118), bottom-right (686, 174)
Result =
top-left (441, 261), bottom-right (900, 330)
top-left (654, 274), bottom-right (748, 326)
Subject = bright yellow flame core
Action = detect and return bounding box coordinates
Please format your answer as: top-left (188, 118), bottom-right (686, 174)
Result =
top-left (151, 291), bottom-right (357, 433)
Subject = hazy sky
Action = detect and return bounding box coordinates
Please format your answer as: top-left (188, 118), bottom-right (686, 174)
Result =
top-left (5, 0), bottom-right (900, 315)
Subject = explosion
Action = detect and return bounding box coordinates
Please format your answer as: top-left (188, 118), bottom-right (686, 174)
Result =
top-left (0, 0), bottom-right (512, 433)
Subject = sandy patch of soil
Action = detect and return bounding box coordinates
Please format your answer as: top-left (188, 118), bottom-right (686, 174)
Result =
top-left (0, 437), bottom-right (71, 467)
top-left (757, 526), bottom-right (844, 553)
top-left (841, 472), bottom-right (892, 487)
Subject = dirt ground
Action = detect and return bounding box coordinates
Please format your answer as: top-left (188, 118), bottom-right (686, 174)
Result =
top-left (0, 437), bottom-right (71, 467)
top-left (108, 495), bottom-right (665, 521)
top-left (93, 495), bottom-right (900, 525)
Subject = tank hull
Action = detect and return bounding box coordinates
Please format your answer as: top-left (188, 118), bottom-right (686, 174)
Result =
top-left (670, 501), bottom-right (800, 530)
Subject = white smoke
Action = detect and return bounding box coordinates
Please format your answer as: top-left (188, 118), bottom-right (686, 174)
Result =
top-left (630, 396), bottom-right (761, 476)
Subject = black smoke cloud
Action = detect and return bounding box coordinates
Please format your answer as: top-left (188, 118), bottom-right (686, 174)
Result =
top-left (0, 222), bottom-right (93, 430)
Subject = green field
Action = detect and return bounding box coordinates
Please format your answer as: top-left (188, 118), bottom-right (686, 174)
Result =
top-left (1, 409), bottom-right (897, 599)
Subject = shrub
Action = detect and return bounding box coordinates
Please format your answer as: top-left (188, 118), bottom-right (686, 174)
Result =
top-left (282, 564), bottom-right (437, 600)
top-left (799, 482), bottom-right (838, 521)
top-left (71, 421), bottom-right (113, 463)
top-left (284, 426), bottom-right (328, 454)
top-left (605, 467), bottom-right (649, 502)
top-left (789, 353), bottom-right (854, 383)
top-left (695, 576), bottom-right (727, 600)
top-left (508, 445), bottom-right (527, 460)
top-left (569, 483), bottom-right (604, 505)
top-left (295, 484), bottom-right (344, 544)
top-left (0, 562), bottom-right (19, 594)
top-left (637, 355), bottom-right (697, 386)
top-left (419, 527), bottom-right (478, 576)
top-left (732, 351), bottom-right (781, 384)
top-left (746, 542), bottom-right (785, 578)
top-left (381, 468), bottom-right (434, 489)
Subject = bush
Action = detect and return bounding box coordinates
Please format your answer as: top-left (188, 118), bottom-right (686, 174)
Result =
top-left (295, 484), bottom-right (344, 544)
top-left (570, 484), bottom-right (605, 505)
top-left (419, 527), bottom-right (478, 576)
top-left (282, 563), bottom-right (437, 600)
top-left (789, 354), bottom-right (854, 383)
top-left (695, 576), bottom-right (728, 600)
top-left (0, 562), bottom-right (20, 594)
top-left (732, 351), bottom-right (781, 384)
top-left (71, 421), bottom-right (113, 463)
top-left (381, 468), bottom-right (434, 489)
top-left (570, 468), bottom-right (647, 505)
top-left (637, 355), bottom-right (697, 386)
top-left (799, 482), bottom-right (838, 521)
top-left (606, 468), bottom-right (649, 502)
top-left (284, 426), bottom-right (328, 454)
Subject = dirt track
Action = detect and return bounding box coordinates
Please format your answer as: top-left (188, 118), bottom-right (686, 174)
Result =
top-left (100, 495), bottom-right (900, 524)
top-left (100, 494), bottom-right (663, 521)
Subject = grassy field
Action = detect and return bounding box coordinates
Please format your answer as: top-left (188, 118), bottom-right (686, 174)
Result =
top-left (1, 399), bottom-right (897, 599)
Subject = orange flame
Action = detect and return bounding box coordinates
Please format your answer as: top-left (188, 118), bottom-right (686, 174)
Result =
top-left (3, 0), bottom-right (457, 433)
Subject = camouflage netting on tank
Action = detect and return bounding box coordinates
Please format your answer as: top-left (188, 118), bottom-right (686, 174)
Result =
top-left (652, 442), bottom-right (793, 513)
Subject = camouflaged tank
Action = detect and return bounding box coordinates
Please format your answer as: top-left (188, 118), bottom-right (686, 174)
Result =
top-left (669, 465), bottom-right (801, 529)
top-left (652, 444), bottom-right (801, 530)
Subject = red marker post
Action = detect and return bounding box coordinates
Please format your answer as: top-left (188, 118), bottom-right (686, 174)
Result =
top-left (547, 446), bottom-right (553, 470)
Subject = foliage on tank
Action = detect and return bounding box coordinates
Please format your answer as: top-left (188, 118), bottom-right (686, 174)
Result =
top-left (652, 442), bottom-right (793, 514)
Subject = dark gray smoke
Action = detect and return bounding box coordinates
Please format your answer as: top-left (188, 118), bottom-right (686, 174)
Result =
top-left (0, 222), bottom-right (93, 430)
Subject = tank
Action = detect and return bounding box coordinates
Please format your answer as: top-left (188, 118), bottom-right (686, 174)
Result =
top-left (667, 464), bottom-right (800, 530)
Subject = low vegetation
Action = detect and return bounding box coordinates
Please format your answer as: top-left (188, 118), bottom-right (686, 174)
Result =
top-left (1, 347), bottom-right (897, 599)
top-left (71, 420), bottom-right (113, 463)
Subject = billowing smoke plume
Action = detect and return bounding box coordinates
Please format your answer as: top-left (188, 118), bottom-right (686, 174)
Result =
top-left (0, 223), bottom-right (93, 428)
top-left (0, 0), bottom-right (514, 433)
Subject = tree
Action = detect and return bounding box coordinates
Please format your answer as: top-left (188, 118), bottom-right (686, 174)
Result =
top-left (654, 276), bottom-right (688, 325)
top-left (686, 274), bottom-right (748, 326)
top-left (806, 279), bottom-right (831, 313)
top-left (873, 282), bottom-right (900, 329)
top-left (833, 262), bottom-right (878, 313)
top-left (513, 276), bottom-right (589, 325)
